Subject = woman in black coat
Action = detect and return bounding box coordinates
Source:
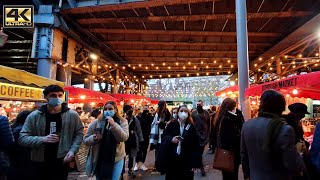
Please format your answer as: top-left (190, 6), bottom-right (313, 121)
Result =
top-left (214, 98), bottom-right (244, 180)
top-left (158, 105), bottom-right (201, 180)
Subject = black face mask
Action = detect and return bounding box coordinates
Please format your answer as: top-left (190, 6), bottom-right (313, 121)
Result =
top-left (143, 110), bottom-right (149, 114)
top-left (197, 105), bottom-right (203, 112)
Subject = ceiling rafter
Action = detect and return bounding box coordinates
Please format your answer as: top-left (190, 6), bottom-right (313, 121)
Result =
top-left (91, 29), bottom-right (280, 37)
top-left (65, 0), bottom-right (221, 14)
top-left (77, 11), bottom-right (312, 24)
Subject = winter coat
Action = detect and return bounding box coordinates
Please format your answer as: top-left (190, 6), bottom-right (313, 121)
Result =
top-left (241, 116), bottom-right (306, 180)
top-left (19, 104), bottom-right (84, 162)
top-left (0, 116), bottom-right (14, 170)
top-left (156, 120), bottom-right (201, 173)
top-left (83, 118), bottom-right (129, 177)
top-left (125, 117), bottom-right (144, 157)
top-left (191, 110), bottom-right (210, 146)
top-left (136, 112), bottom-right (154, 140)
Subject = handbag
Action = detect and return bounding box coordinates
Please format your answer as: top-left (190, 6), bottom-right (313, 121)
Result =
top-left (212, 118), bottom-right (234, 172)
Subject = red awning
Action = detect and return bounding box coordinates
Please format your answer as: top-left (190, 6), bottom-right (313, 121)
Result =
top-left (216, 85), bottom-right (239, 97)
top-left (65, 86), bottom-right (119, 105)
top-left (245, 71), bottom-right (320, 99)
top-left (150, 99), bottom-right (159, 105)
top-left (111, 94), bottom-right (151, 104)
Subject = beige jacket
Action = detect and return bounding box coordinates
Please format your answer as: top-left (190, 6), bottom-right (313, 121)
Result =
top-left (83, 118), bottom-right (129, 176)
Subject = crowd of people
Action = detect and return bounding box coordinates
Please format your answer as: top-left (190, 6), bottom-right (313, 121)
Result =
top-left (1, 85), bottom-right (320, 180)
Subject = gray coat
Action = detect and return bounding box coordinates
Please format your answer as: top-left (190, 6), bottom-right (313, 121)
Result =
top-left (241, 117), bottom-right (306, 180)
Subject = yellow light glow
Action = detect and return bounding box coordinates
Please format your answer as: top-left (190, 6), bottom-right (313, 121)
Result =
top-left (80, 95), bottom-right (86, 99)
top-left (292, 89), bottom-right (298, 95)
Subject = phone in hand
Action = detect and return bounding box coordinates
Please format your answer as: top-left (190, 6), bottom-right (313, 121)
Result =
top-left (177, 136), bottom-right (184, 141)
top-left (94, 128), bottom-right (102, 135)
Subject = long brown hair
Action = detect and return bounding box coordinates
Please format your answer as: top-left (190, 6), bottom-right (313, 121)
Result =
top-left (98, 100), bottom-right (122, 121)
top-left (177, 105), bottom-right (194, 124)
top-left (214, 98), bottom-right (236, 126)
top-left (156, 100), bottom-right (167, 118)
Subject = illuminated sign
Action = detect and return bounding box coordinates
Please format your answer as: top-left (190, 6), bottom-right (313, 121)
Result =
top-left (0, 82), bottom-right (43, 100)
top-left (262, 78), bottom-right (297, 91)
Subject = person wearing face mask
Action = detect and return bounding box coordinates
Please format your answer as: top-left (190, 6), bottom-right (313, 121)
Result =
top-left (135, 105), bottom-right (154, 171)
top-left (157, 105), bottom-right (201, 180)
top-left (121, 105), bottom-right (143, 178)
top-left (170, 107), bottom-right (178, 122)
top-left (84, 101), bottom-right (129, 180)
top-left (191, 100), bottom-right (210, 176)
top-left (214, 98), bottom-right (244, 180)
top-left (19, 85), bottom-right (84, 180)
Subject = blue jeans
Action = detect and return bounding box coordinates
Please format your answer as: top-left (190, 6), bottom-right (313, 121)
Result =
top-left (96, 159), bottom-right (124, 180)
top-left (112, 159), bottom-right (124, 180)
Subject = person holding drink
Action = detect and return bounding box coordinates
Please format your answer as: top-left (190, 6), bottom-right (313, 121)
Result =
top-left (84, 100), bottom-right (129, 180)
top-left (19, 85), bottom-right (84, 180)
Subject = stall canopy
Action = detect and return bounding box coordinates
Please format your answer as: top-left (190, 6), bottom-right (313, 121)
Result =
top-left (245, 71), bottom-right (320, 100)
top-left (0, 65), bottom-right (64, 88)
top-left (65, 86), bottom-right (118, 105)
top-left (216, 85), bottom-right (239, 97)
top-left (111, 94), bottom-right (152, 104)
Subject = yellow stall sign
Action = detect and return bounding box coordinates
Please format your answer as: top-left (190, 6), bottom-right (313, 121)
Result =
top-left (0, 82), bottom-right (44, 101)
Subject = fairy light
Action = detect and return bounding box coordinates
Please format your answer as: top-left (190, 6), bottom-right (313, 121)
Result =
top-left (183, 66), bottom-right (186, 69)
top-left (186, 74), bottom-right (189, 76)
top-left (168, 74), bottom-right (171, 77)
top-left (201, 61), bottom-right (204, 64)
top-left (206, 65), bottom-right (209, 68)
top-left (146, 66), bottom-right (148, 69)
top-left (115, 64), bottom-right (118, 67)
top-left (227, 60), bottom-right (231, 63)
top-left (254, 64), bottom-right (257, 67)
top-left (177, 74), bottom-right (180, 77)
top-left (156, 66), bottom-right (159, 70)
top-left (176, 62), bottom-right (179, 66)
top-left (168, 66), bottom-right (171, 69)
top-left (298, 54), bottom-right (303, 58)
top-left (285, 55), bottom-right (288, 59)
top-left (293, 65), bottom-right (296, 68)
top-left (163, 63), bottom-right (166, 66)
top-left (259, 57), bottom-right (262, 61)
top-left (188, 62), bottom-right (191, 65)
top-left (230, 65), bottom-right (234, 68)
top-left (219, 65), bottom-right (222, 68)
top-left (270, 67), bottom-right (273, 70)
top-left (142, 76), bottom-right (145, 78)
top-left (151, 64), bottom-right (154, 66)
top-left (316, 53), bottom-right (319, 56)
top-left (194, 66), bottom-right (197, 69)
top-left (197, 73), bottom-right (199, 76)
top-left (271, 57), bottom-right (274, 60)
top-left (122, 66), bottom-right (125, 69)
top-left (206, 72), bottom-right (209, 75)
top-left (214, 60), bottom-right (217, 63)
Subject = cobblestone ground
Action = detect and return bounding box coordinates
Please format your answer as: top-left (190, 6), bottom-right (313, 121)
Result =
top-left (68, 147), bottom-right (244, 180)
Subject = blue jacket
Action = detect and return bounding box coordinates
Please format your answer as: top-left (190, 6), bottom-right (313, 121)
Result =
top-left (310, 123), bottom-right (320, 171)
top-left (0, 116), bottom-right (14, 169)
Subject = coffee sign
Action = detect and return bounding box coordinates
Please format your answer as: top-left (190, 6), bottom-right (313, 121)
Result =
top-left (0, 82), bottom-right (43, 101)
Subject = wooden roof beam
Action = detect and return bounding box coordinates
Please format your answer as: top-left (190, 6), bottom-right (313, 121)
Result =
top-left (118, 49), bottom-right (256, 54)
top-left (77, 11), bottom-right (312, 24)
top-left (66, 0), bottom-right (221, 14)
top-left (107, 41), bottom-right (271, 46)
top-left (125, 57), bottom-right (237, 61)
top-left (91, 29), bottom-right (280, 37)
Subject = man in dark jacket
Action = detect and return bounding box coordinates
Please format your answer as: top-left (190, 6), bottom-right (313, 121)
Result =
top-left (135, 105), bottom-right (154, 171)
top-left (191, 100), bottom-right (210, 176)
top-left (0, 115), bottom-right (14, 180)
top-left (241, 90), bottom-right (305, 180)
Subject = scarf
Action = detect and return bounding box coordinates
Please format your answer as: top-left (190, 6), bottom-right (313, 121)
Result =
top-left (95, 116), bottom-right (120, 179)
top-left (259, 111), bottom-right (286, 153)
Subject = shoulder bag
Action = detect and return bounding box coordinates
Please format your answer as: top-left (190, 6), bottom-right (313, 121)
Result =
top-left (212, 118), bottom-right (234, 172)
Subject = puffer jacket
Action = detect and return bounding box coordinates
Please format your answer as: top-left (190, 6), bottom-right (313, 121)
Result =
top-left (0, 116), bottom-right (14, 169)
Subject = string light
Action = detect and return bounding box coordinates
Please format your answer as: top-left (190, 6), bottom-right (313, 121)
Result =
top-left (227, 60), bottom-right (231, 63)
top-left (122, 66), bottom-right (125, 69)
top-left (271, 57), bottom-right (274, 60)
top-left (168, 66), bottom-right (171, 69)
top-left (293, 65), bottom-right (296, 68)
top-left (201, 61), bottom-right (204, 64)
top-left (254, 64), bottom-right (257, 67)
top-left (219, 65), bottom-right (222, 68)
top-left (145, 66), bottom-right (149, 69)
top-left (156, 66), bottom-right (159, 69)
top-left (183, 66), bottom-right (186, 69)
top-left (188, 62), bottom-right (191, 65)
top-left (298, 54), bottom-right (303, 58)
top-left (194, 66), bottom-right (197, 69)
top-left (230, 65), bottom-right (234, 68)
top-left (197, 73), bottom-right (199, 76)
top-left (206, 65), bottom-right (209, 68)
top-left (285, 55), bottom-right (288, 59)
top-left (115, 64), bottom-right (118, 67)
top-left (259, 57), bottom-right (262, 61)
top-left (163, 63), bottom-right (166, 66)
top-left (176, 62), bottom-right (179, 66)
top-left (316, 53), bottom-right (319, 56)
top-left (214, 61), bottom-right (217, 63)
top-left (151, 64), bottom-right (154, 66)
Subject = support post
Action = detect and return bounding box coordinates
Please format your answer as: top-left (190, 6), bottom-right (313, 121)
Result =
top-left (57, 65), bottom-right (71, 86)
top-left (112, 70), bottom-right (120, 93)
top-left (276, 58), bottom-right (282, 75)
top-left (236, 0), bottom-right (251, 120)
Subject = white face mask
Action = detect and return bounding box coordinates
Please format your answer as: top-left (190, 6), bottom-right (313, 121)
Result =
top-left (178, 112), bottom-right (188, 121)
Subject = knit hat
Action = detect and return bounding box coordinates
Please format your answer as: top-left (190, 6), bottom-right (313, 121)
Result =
top-left (123, 105), bottom-right (132, 113)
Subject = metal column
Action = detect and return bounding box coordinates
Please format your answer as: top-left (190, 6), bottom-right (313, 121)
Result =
top-left (236, 0), bottom-right (250, 120)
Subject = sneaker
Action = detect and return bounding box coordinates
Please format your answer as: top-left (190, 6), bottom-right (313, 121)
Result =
top-left (133, 163), bottom-right (139, 171)
top-left (128, 171), bottom-right (136, 178)
top-left (140, 164), bottom-right (148, 171)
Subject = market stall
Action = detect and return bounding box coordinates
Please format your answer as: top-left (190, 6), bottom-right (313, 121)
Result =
top-left (216, 85), bottom-right (239, 98)
top-left (245, 71), bottom-right (320, 143)
top-left (0, 65), bottom-right (64, 122)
